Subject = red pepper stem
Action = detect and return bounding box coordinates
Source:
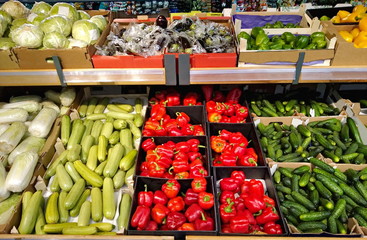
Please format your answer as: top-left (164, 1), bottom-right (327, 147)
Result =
top-left (144, 184), bottom-right (148, 192)
top-left (249, 159), bottom-right (258, 166)
top-left (198, 145), bottom-right (206, 149)
top-left (226, 198), bottom-right (232, 204)
top-left (203, 195), bottom-right (210, 202)
top-left (175, 112), bottom-right (181, 116)
top-left (201, 212), bottom-right (206, 221)
top-left (224, 202), bottom-right (234, 213)
top-left (168, 166), bottom-right (174, 174)
top-left (253, 210), bottom-right (263, 216)
top-left (153, 162), bottom-right (160, 170)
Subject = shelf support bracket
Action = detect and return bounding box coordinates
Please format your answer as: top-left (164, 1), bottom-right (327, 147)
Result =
top-left (178, 54), bottom-right (191, 86)
top-left (52, 56), bottom-right (67, 87)
top-left (293, 52), bottom-right (305, 85)
top-left (164, 54), bottom-right (177, 86)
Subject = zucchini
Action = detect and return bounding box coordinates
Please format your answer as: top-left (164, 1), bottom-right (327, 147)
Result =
top-left (103, 177), bottom-right (116, 220)
top-left (74, 160), bottom-right (103, 188)
top-left (81, 135), bottom-right (95, 162)
top-left (18, 190), bottom-right (43, 234)
top-left (64, 162), bottom-right (82, 182)
top-left (86, 98), bottom-right (98, 116)
top-left (77, 201), bottom-right (91, 227)
top-left (119, 149), bottom-right (137, 171)
top-left (43, 223), bottom-right (78, 233)
top-left (86, 145), bottom-right (98, 171)
top-left (67, 121), bottom-right (85, 150)
top-left (103, 143), bottom-right (124, 178)
top-left (91, 187), bottom-right (103, 222)
top-left (94, 97), bottom-right (109, 114)
top-left (35, 208), bottom-right (46, 235)
top-left (117, 193), bottom-right (132, 230)
top-left (78, 100), bottom-right (88, 118)
top-left (64, 179), bottom-right (86, 210)
top-left (56, 164), bottom-right (73, 192)
top-left (97, 135), bottom-right (108, 162)
top-left (61, 115), bottom-right (71, 146)
top-left (45, 192), bottom-right (59, 224)
top-left (62, 226), bottom-right (97, 235)
top-left (113, 170), bottom-right (126, 189)
top-left (58, 191), bottom-right (69, 223)
top-left (135, 98), bottom-right (143, 114)
top-left (70, 189), bottom-right (91, 217)
top-left (90, 222), bottom-right (114, 232)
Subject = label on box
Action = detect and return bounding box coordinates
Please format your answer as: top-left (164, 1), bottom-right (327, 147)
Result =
top-left (58, 6), bottom-right (70, 17)
top-left (89, 29), bottom-right (99, 41)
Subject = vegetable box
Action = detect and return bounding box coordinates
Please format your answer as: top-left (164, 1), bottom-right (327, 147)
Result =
top-left (92, 18), bottom-right (165, 68)
top-left (128, 177), bottom-right (218, 237)
top-left (0, 49), bottom-right (19, 70)
top-left (14, 10), bottom-right (110, 69)
top-left (214, 167), bottom-right (288, 236)
top-left (208, 123), bottom-right (265, 167)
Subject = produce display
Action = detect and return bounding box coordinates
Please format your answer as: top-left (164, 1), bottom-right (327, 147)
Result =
top-left (129, 177), bottom-right (216, 231)
top-left (261, 21), bottom-right (300, 29)
top-left (149, 88), bottom-right (202, 106)
top-left (238, 28), bottom-right (328, 50)
top-left (274, 159), bottom-right (367, 234)
top-left (210, 130), bottom-right (259, 166)
top-left (258, 117), bottom-right (367, 164)
top-left (139, 138), bottom-right (209, 178)
top-left (217, 170), bottom-right (283, 234)
top-left (142, 105), bottom-right (205, 136)
top-left (339, 17), bottom-right (367, 48)
top-left (250, 99), bottom-right (341, 117)
top-left (0, 0), bottom-right (107, 50)
top-left (331, 5), bottom-right (367, 24)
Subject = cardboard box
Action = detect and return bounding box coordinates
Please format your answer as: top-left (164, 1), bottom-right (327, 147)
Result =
top-left (92, 18), bottom-right (165, 68)
top-left (14, 11), bottom-right (110, 69)
top-left (0, 49), bottom-right (19, 70)
top-left (324, 22), bottom-right (367, 66)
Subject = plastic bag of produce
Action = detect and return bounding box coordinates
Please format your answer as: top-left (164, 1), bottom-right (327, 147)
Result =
top-left (8, 136), bottom-right (45, 165)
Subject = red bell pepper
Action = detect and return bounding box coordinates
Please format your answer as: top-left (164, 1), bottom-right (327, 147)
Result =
top-left (164, 119), bottom-right (178, 132)
top-left (264, 195), bottom-right (276, 207)
top-left (142, 129), bottom-right (155, 136)
top-left (240, 181), bottom-right (250, 194)
top-left (220, 178), bottom-right (240, 192)
top-left (229, 216), bottom-right (249, 233)
top-left (219, 129), bottom-right (232, 140)
top-left (236, 105), bottom-right (249, 119)
top-left (228, 132), bottom-right (247, 144)
top-left (194, 212), bottom-right (214, 231)
top-left (201, 85), bottom-right (213, 102)
top-left (186, 139), bottom-right (204, 152)
top-left (148, 162), bottom-right (165, 178)
top-left (238, 155), bottom-right (258, 166)
top-left (175, 141), bottom-right (190, 153)
top-left (193, 125), bottom-right (205, 136)
top-left (142, 220), bottom-right (158, 231)
top-left (188, 152), bottom-right (203, 162)
top-left (151, 203), bottom-right (169, 224)
top-left (172, 159), bottom-right (189, 173)
top-left (163, 171), bottom-right (175, 179)
top-left (220, 191), bottom-right (235, 204)
top-left (185, 203), bottom-right (204, 223)
top-left (140, 162), bottom-right (149, 172)
top-left (149, 97), bottom-right (159, 106)
top-left (220, 153), bottom-right (237, 166)
top-left (232, 144), bottom-right (248, 157)
top-left (138, 184), bottom-right (153, 207)
top-left (235, 197), bottom-right (246, 212)
top-left (167, 196), bottom-right (185, 212)
top-left (154, 126), bottom-right (168, 136)
top-left (212, 90), bottom-right (226, 102)
top-left (162, 179), bottom-right (181, 198)
top-left (210, 136), bottom-right (227, 153)
top-left (184, 188), bottom-right (199, 206)
top-left (220, 202), bottom-right (236, 224)
top-left (174, 151), bottom-right (189, 162)
top-left (255, 206), bottom-right (280, 224)
top-left (237, 209), bottom-right (256, 225)
top-left (221, 224), bottom-right (232, 233)
top-left (153, 190), bottom-right (168, 205)
top-left (150, 104), bottom-right (166, 121)
top-left (131, 205), bottom-right (150, 229)
top-left (191, 177), bottom-right (207, 193)
top-left (189, 166), bottom-right (208, 178)
top-left (208, 112), bottom-right (222, 122)
top-left (250, 224), bottom-right (261, 233)
top-left (248, 179), bottom-right (264, 198)
top-left (206, 100), bottom-right (217, 113)
top-left (166, 92), bottom-right (180, 106)
top-left (231, 171), bottom-right (246, 182)
top-left (176, 112), bottom-right (190, 128)
top-left (166, 211), bottom-right (186, 230)
top-left (198, 192), bottom-right (214, 210)
top-left (175, 171), bottom-right (189, 179)
top-left (244, 194), bottom-right (266, 213)
top-left (141, 138), bottom-right (156, 152)
top-left (225, 87), bottom-right (242, 104)
top-left (154, 90), bottom-right (167, 100)
top-left (189, 159), bottom-right (204, 169)
top-left (156, 156), bottom-right (173, 169)
top-left (223, 103), bottom-right (236, 116)
top-left (163, 141), bottom-right (176, 149)
top-left (168, 127), bottom-right (183, 136)
top-left (178, 223), bottom-right (195, 231)
top-left (245, 148), bottom-right (258, 160)
top-left (183, 92), bottom-right (199, 106)
top-left (181, 124), bottom-right (195, 135)
top-left (263, 221), bottom-right (283, 234)
top-left (155, 145), bottom-right (174, 158)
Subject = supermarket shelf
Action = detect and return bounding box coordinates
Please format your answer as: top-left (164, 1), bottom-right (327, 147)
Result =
top-left (187, 237), bottom-right (354, 240)
top-left (1, 66), bottom-right (367, 86)
top-left (0, 235), bottom-right (174, 239)
top-left (0, 68), bottom-right (167, 86)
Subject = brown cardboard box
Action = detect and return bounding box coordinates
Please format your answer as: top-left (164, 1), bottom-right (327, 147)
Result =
top-left (323, 22), bottom-right (367, 66)
top-left (0, 49), bottom-right (19, 70)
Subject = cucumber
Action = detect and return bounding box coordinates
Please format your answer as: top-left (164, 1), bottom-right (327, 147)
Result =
top-left (299, 172), bottom-right (311, 187)
top-left (291, 175), bottom-right (300, 192)
top-left (320, 198), bottom-right (334, 210)
top-left (300, 211), bottom-right (331, 222)
top-left (293, 165), bottom-right (310, 175)
top-left (278, 167), bottom-right (293, 178)
top-left (315, 181), bottom-right (332, 199)
top-left (297, 221), bottom-right (327, 232)
top-left (315, 173), bottom-right (343, 196)
top-left (354, 213), bottom-right (367, 227)
top-left (340, 183), bottom-right (367, 207)
top-left (341, 123), bottom-right (350, 142)
top-left (315, 134), bottom-right (335, 150)
top-left (313, 168), bottom-right (340, 184)
top-left (328, 216), bottom-right (337, 234)
top-left (274, 170), bottom-right (281, 184)
top-left (281, 201), bottom-right (309, 213)
top-left (355, 181), bottom-right (367, 202)
top-left (289, 206), bottom-right (303, 218)
top-left (310, 157), bottom-right (335, 173)
top-left (310, 189), bottom-right (319, 206)
top-left (297, 125), bottom-right (311, 137)
top-left (292, 191), bottom-right (316, 210)
top-left (347, 117), bottom-right (362, 143)
top-left (330, 199), bottom-right (346, 219)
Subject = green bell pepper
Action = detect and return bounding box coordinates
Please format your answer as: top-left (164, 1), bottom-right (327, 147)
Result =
top-left (281, 32), bottom-right (296, 43)
top-left (263, 23), bottom-right (273, 28)
top-left (285, 23), bottom-right (297, 28)
top-left (314, 38), bottom-right (327, 49)
top-left (311, 32), bottom-right (325, 40)
top-left (256, 33), bottom-right (270, 46)
top-left (269, 42), bottom-right (284, 50)
top-left (238, 31), bottom-right (251, 41)
top-left (296, 36), bottom-right (310, 49)
top-left (273, 21), bottom-right (284, 28)
top-left (271, 35), bottom-right (282, 42)
top-left (283, 44), bottom-right (292, 49)
top-left (320, 15), bottom-right (330, 21)
top-left (251, 27), bottom-right (265, 38)
top-left (257, 43), bottom-right (270, 50)
top-left (305, 42), bottom-right (318, 49)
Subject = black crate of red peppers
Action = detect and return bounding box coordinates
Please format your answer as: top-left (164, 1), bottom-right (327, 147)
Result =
top-left (208, 123), bottom-right (265, 167)
top-left (214, 167), bottom-right (288, 236)
top-left (202, 85), bottom-right (252, 124)
top-left (142, 105), bottom-right (206, 137)
top-left (128, 177), bottom-right (218, 238)
top-left (148, 86), bottom-right (204, 107)
top-left (136, 136), bottom-right (210, 179)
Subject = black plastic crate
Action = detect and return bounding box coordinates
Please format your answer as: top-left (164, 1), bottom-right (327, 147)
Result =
top-left (306, 7), bottom-right (355, 25)
top-left (208, 122), bottom-right (265, 167)
top-left (135, 136), bottom-right (210, 179)
top-left (214, 167), bottom-right (288, 236)
top-left (128, 176), bottom-right (218, 239)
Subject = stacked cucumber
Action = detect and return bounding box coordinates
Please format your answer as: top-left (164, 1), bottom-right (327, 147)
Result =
top-left (18, 97), bottom-right (144, 235)
top-left (275, 158), bottom-right (367, 234)
top-left (258, 117), bottom-right (367, 164)
top-left (250, 99), bottom-right (340, 117)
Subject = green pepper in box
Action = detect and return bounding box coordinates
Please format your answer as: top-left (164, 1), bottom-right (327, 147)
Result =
top-left (238, 31), bottom-right (251, 41)
top-left (256, 33), bottom-right (269, 47)
top-left (269, 42), bottom-right (284, 50)
top-left (296, 36), bottom-right (310, 49)
top-left (281, 32), bottom-right (296, 44)
top-left (305, 43), bottom-right (318, 50)
top-left (251, 26), bottom-right (265, 38)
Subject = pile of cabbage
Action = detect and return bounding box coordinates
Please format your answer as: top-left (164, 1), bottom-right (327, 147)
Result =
top-left (0, 0), bottom-right (108, 50)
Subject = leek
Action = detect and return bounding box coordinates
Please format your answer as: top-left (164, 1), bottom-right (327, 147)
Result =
top-left (60, 88), bottom-right (76, 107)
top-left (2, 101), bottom-right (41, 113)
top-left (0, 122), bottom-right (27, 154)
top-left (0, 164), bottom-right (10, 202)
top-left (8, 136), bottom-right (46, 165)
top-left (0, 124), bottom-right (10, 136)
top-left (44, 90), bottom-right (61, 104)
top-left (0, 108), bottom-right (28, 123)
top-left (5, 152), bottom-right (39, 192)
top-left (41, 101), bottom-right (60, 115)
top-left (0, 194), bottom-right (21, 224)
top-left (28, 107), bottom-right (58, 138)
top-left (10, 95), bottom-right (42, 103)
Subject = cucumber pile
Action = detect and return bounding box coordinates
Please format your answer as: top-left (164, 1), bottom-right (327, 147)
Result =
top-left (274, 158), bottom-right (367, 234)
top-left (250, 99), bottom-right (340, 117)
top-left (18, 97), bottom-right (144, 235)
top-left (258, 117), bottom-right (367, 164)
